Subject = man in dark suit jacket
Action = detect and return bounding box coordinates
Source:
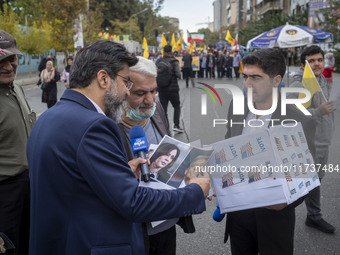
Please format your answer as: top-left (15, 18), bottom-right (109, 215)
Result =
top-left (27, 41), bottom-right (210, 255)
top-left (224, 48), bottom-right (316, 255)
top-left (118, 56), bottom-right (195, 255)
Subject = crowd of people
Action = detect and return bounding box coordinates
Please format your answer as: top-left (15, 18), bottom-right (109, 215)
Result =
top-left (142, 46), bottom-right (304, 82)
top-left (0, 27), bottom-right (337, 255)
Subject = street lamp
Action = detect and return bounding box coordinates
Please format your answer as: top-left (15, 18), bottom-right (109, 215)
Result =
top-left (129, 8), bottom-right (148, 40)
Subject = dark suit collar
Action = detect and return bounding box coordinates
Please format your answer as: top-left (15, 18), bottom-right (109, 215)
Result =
top-left (61, 89), bottom-right (97, 112)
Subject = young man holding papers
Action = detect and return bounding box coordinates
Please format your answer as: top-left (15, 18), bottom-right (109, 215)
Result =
top-left (224, 48), bottom-right (315, 255)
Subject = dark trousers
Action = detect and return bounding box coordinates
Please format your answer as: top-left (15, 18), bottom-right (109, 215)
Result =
top-left (47, 99), bottom-right (57, 108)
top-left (0, 170), bottom-right (30, 255)
top-left (225, 67), bottom-right (233, 78)
top-left (217, 67), bottom-right (224, 78)
top-left (305, 146), bottom-right (328, 219)
top-left (149, 226), bottom-right (176, 255)
top-left (159, 91), bottom-right (180, 126)
top-left (182, 68), bottom-right (192, 87)
top-left (199, 68), bottom-right (205, 78)
top-left (205, 67), bottom-right (212, 78)
top-left (226, 208), bottom-right (295, 255)
top-left (234, 66), bottom-right (240, 78)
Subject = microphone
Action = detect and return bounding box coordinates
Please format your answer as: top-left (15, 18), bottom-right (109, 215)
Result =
top-left (212, 204), bottom-right (225, 222)
top-left (130, 126), bottom-right (150, 182)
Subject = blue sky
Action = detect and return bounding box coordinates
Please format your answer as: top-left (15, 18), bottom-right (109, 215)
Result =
top-left (159, 0), bottom-right (214, 43)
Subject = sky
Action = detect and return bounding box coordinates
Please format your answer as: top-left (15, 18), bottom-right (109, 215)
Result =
top-left (159, 0), bottom-right (214, 43)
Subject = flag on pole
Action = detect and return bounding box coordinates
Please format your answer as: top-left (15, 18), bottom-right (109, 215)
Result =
top-left (225, 30), bottom-right (234, 45)
top-left (161, 34), bottom-right (167, 48)
top-left (234, 33), bottom-right (239, 50)
top-left (190, 32), bottom-right (204, 43)
top-left (171, 33), bottom-right (176, 51)
top-left (176, 34), bottom-right (183, 52)
top-left (298, 60), bottom-right (323, 108)
top-left (142, 37), bottom-right (149, 59)
top-left (189, 43), bottom-right (194, 54)
top-left (187, 30), bottom-right (193, 44)
top-left (103, 32), bottom-right (109, 40)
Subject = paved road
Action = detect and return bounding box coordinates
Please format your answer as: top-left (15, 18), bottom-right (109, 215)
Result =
top-left (23, 72), bottom-right (340, 255)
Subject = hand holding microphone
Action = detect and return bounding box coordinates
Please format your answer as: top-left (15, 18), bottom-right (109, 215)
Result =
top-left (129, 126), bottom-right (150, 182)
top-left (128, 158), bottom-right (148, 179)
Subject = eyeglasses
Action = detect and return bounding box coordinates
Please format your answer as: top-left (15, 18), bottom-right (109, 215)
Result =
top-left (117, 74), bottom-right (134, 90)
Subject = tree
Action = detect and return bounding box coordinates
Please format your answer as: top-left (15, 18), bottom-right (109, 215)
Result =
top-left (91, 0), bottom-right (140, 29)
top-left (40, 0), bottom-right (87, 57)
top-left (320, 0), bottom-right (340, 43)
top-left (0, 3), bottom-right (21, 37)
top-left (19, 21), bottom-right (53, 75)
top-left (197, 27), bottom-right (219, 47)
top-left (83, 8), bottom-right (104, 45)
top-left (1, 4), bottom-right (54, 75)
top-left (236, 8), bottom-right (308, 46)
top-left (320, 0), bottom-right (340, 71)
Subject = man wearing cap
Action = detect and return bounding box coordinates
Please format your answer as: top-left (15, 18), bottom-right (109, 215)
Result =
top-left (0, 30), bottom-right (36, 255)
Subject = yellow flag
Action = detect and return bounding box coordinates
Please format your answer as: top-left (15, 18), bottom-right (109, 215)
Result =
top-left (176, 34), bottom-right (183, 52)
top-left (189, 43), bottom-right (194, 54)
top-left (204, 44), bottom-right (206, 51)
top-left (171, 33), bottom-right (176, 51)
top-left (193, 41), bottom-right (196, 49)
top-left (142, 37), bottom-right (149, 59)
top-left (239, 61), bottom-right (243, 73)
top-left (103, 32), bottom-right (109, 40)
top-left (161, 34), bottom-right (167, 48)
top-left (142, 37), bottom-right (148, 49)
top-left (225, 30), bottom-right (234, 45)
top-left (299, 60), bottom-right (321, 108)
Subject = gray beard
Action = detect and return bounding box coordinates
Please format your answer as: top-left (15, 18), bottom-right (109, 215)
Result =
top-left (123, 101), bottom-right (156, 119)
top-left (104, 81), bottom-right (125, 123)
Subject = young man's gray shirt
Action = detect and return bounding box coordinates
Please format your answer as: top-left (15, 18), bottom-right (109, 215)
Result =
top-left (289, 67), bottom-right (334, 147)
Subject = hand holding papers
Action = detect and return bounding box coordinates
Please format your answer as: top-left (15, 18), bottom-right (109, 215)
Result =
top-left (139, 136), bottom-right (213, 232)
top-left (146, 135), bottom-right (213, 189)
top-left (189, 177), bottom-right (211, 198)
top-left (208, 122), bottom-right (320, 213)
